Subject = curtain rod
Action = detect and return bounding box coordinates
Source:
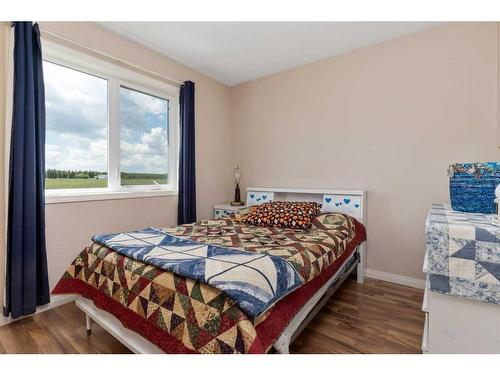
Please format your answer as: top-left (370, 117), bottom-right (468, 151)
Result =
top-left (39, 27), bottom-right (184, 87)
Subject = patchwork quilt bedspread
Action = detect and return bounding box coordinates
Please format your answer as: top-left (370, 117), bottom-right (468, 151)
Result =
top-left (163, 210), bottom-right (357, 284)
top-left (92, 228), bottom-right (302, 320)
top-left (53, 212), bottom-right (359, 354)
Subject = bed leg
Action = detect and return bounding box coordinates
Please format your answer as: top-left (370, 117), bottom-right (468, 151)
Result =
top-left (357, 244), bottom-right (365, 284)
top-left (86, 314), bottom-right (92, 336)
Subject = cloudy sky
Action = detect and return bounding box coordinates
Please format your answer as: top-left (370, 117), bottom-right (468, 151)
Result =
top-left (44, 61), bottom-right (169, 174)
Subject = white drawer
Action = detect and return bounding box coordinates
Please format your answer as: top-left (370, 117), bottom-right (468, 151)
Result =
top-left (421, 312), bottom-right (429, 353)
top-left (214, 208), bottom-right (234, 219)
top-left (422, 281), bottom-right (429, 313)
top-left (425, 290), bottom-right (500, 353)
top-left (214, 203), bottom-right (247, 219)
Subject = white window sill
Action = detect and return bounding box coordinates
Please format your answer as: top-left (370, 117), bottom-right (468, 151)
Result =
top-left (45, 189), bottom-right (178, 204)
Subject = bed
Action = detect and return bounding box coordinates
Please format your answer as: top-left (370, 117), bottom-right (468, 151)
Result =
top-left (52, 187), bottom-right (367, 354)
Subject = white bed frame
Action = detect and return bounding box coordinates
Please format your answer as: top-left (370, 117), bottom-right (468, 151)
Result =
top-left (76, 187), bottom-right (367, 354)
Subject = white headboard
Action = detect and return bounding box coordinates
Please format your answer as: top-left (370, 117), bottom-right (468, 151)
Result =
top-left (246, 187), bottom-right (367, 224)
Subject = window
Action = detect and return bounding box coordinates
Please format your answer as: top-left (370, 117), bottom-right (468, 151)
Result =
top-left (119, 86), bottom-right (169, 187)
top-left (43, 42), bottom-right (179, 203)
top-left (44, 61), bottom-right (108, 190)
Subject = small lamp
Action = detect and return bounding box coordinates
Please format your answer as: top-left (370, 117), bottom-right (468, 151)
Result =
top-left (231, 166), bottom-right (244, 206)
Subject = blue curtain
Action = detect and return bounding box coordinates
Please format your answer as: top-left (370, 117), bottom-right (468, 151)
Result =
top-left (3, 22), bottom-right (50, 319)
top-left (177, 81), bottom-right (196, 224)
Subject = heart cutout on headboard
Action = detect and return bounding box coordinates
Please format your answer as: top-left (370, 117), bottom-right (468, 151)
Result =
top-left (325, 197), bottom-right (332, 203)
top-left (344, 198), bottom-right (351, 205)
top-left (355, 203), bottom-right (360, 208)
top-left (250, 194), bottom-right (255, 199)
top-left (262, 195), bottom-right (267, 200)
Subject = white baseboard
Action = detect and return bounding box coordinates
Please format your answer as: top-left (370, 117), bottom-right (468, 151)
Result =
top-left (0, 294), bottom-right (77, 327)
top-left (366, 268), bottom-right (425, 289)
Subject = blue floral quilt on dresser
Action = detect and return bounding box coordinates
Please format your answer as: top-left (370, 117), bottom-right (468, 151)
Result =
top-left (425, 204), bottom-right (500, 304)
top-left (92, 227), bottom-right (302, 320)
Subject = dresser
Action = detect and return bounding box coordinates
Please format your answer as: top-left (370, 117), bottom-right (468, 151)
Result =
top-left (213, 203), bottom-right (247, 219)
top-left (422, 204), bottom-right (500, 353)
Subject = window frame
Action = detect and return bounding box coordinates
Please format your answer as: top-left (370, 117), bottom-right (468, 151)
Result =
top-left (42, 40), bottom-right (179, 204)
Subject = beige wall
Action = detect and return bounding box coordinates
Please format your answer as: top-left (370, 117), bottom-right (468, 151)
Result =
top-left (230, 22), bottom-right (499, 280)
top-left (498, 23), bottom-right (500, 160)
top-left (37, 22), bottom-right (234, 289)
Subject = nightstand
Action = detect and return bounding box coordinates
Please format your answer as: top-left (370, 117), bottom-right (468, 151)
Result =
top-left (214, 203), bottom-right (247, 219)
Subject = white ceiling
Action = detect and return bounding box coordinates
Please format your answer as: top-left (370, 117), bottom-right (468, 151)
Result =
top-left (99, 22), bottom-right (440, 86)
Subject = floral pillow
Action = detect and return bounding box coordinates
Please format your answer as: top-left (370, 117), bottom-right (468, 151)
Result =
top-left (242, 201), bottom-right (322, 229)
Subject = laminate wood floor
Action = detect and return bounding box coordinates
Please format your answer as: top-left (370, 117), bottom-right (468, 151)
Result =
top-left (0, 277), bottom-right (424, 354)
